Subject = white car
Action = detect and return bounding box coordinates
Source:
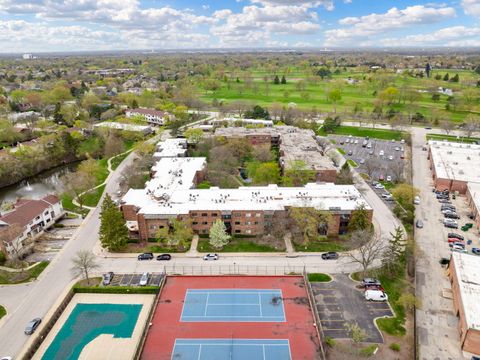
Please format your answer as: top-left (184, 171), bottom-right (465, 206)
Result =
top-left (203, 253), bottom-right (219, 261)
top-left (374, 183), bottom-right (384, 189)
top-left (366, 143), bottom-right (372, 149)
top-left (386, 176), bottom-right (392, 182)
top-left (443, 218), bottom-right (458, 225)
top-left (379, 150), bottom-right (384, 156)
top-left (365, 290), bottom-right (388, 302)
top-left (414, 196), bottom-right (420, 205)
top-left (401, 139), bottom-right (405, 144)
top-left (139, 272), bottom-right (149, 286)
top-left (388, 155), bottom-right (393, 161)
top-left (354, 139), bottom-right (359, 144)
top-left (451, 245), bottom-right (467, 253)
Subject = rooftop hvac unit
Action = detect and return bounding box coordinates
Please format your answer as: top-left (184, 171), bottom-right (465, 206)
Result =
top-left (467, 157), bottom-right (471, 160)
top-left (447, 151), bottom-right (453, 154)
top-left (453, 162), bottom-right (458, 165)
top-left (459, 170), bottom-right (464, 175)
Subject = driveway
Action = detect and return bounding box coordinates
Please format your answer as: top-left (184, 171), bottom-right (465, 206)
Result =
top-left (311, 274), bottom-right (392, 343)
top-left (106, 273), bottom-right (164, 287)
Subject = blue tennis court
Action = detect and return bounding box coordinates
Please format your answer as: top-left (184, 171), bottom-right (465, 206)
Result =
top-left (181, 289), bottom-right (285, 322)
top-left (171, 339), bottom-right (291, 360)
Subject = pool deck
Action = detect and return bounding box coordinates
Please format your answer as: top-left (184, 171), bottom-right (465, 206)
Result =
top-left (33, 293), bottom-right (155, 360)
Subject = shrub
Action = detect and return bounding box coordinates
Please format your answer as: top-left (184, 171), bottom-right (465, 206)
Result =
top-left (325, 336), bottom-right (336, 347)
top-left (54, 223), bottom-right (65, 228)
top-left (359, 344), bottom-right (377, 356)
top-left (308, 273), bottom-right (332, 282)
top-left (0, 251), bottom-right (6, 265)
top-left (73, 286), bottom-right (160, 294)
top-left (389, 343), bottom-right (401, 352)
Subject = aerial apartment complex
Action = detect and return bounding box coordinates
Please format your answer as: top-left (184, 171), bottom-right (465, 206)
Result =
top-left (121, 135), bottom-right (372, 240)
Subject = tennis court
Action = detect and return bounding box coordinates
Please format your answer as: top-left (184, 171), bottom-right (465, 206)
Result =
top-left (172, 339), bottom-right (291, 360)
top-left (181, 289), bottom-right (285, 322)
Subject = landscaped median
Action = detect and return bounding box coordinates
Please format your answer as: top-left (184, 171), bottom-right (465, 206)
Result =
top-left (0, 305), bottom-right (6, 320)
top-left (0, 261), bottom-right (49, 285)
top-left (318, 125), bottom-right (407, 141)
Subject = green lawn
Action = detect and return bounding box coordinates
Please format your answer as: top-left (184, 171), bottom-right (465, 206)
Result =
top-left (110, 152), bottom-right (130, 170)
top-left (82, 184), bottom-right (106, 207)
top-left (198, 239), bottom-right (283, 252)
top-left (337, 147), bottom-right (346, 155)
top-left (347, 159), bottom-right (358, 167)
top-left (0, 305), bottom-right (6, 320)
top-left (61, 194), bottom-right (90, 216)
top-left (308, 273), bottom-right (332, 282)
top-left (120, 242), bottom-right (189, 253)
top-left (426, 134), bottom-right (480, 144)
top-left (0, 261), bottom-right (49, 284)
top-left (293, 239), bottom-right (348, 252)
top-left (319, 125), bottom-right (406, 141)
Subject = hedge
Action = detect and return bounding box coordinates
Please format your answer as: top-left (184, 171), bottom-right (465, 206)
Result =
top-left (73, 286), bottom-right (160, 294)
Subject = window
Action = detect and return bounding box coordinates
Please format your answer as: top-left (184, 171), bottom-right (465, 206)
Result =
top-left (222, 215), bottom-right (232, 219)
top-left (46, 219), bottom-right (51, 223)
top-left (255, 213), bottom-right (261, 217)
top-left (246, 229), bottom-right (251, 234)
top-left (192, 222), bottom-right (198, 225)
top-left (235, 230), bottom-right (241, 234)
top-left (201, 213), bottom-right (208, 217)
top-left (44, 211), bottom-right (49, 215)
top-left (202, 222), bottom-right (208, 225)
top-left (246, 213), bottom-right (251, 217)
top-left (233, 213), bottom-right (242, 218)
top-left (191, 212), bottom-right (198, 217)
top-left (159, 226), bottom-right (165, 229)
top-left (212, 213), bottom-right (218, 217)
top-left (235, 221), bottom-right (241, 225)
top-left (149, 225), bottom-right (156, 230)
top-left (202, 229), bottom-right (208, 234)
top-left (246, 221), bottom-right (251, 225)
top-left (35, 216), bottom-right (40, 220)
top-left (254, 222), bottom-right (259, 225)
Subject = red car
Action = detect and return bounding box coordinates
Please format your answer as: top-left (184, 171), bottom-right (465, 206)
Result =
top-left (448, 238), bottom-right (464, 244)
top-left (364, 284), bottom-right (385, 292)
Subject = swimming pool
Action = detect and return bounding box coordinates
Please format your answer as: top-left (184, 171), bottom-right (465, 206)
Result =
top-left (41, 303), bottom-right (142, 360)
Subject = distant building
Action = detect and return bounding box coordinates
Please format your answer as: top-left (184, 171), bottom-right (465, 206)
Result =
top-left (125, 108), bottom-right (172, 125)
top-left (22, 53), bottom-right (35, 60)
top-left (448, 252), bottom-right (480, 356)
top-left (210, 118), bottom-right (274, 128)
top-left (438, 87), bottom-right (453, 96)
top-left (93, 121), bottom-right (153, 136)
top-left (0, 195), bottom-right (64, 259)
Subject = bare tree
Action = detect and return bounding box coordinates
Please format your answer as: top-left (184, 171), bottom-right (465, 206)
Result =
top-left (463, 115), bottom-right (480, 138)
top-left (440, 120), bottom-right (455, 135)
top-left (363, 158), bottom-right (380, 179)
top-left (71, 250), bottom-right (99, 285)
top-left (390, 161), bottom-right (404, 183)
top-left (346, 230), bottom-right (385, 277)
top-left (316, 136), bottom-right (332, 155)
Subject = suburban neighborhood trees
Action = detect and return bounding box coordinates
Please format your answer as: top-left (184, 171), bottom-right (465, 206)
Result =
top-left (346, 229), bottom-right (385, 277)
top-left (209, 220), bottom-right (231, 249)
top-left (70, 250), bottom-right (99, 285)
top-left (99, 194), bottom-right (129, 251)
top-left (348, 204), bottom-right (371, 232)
top-left (289, 207), bottom-right (331, 245)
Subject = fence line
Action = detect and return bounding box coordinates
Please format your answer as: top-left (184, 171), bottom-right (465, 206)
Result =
top-left (159, 264), bottom-right (313, 276)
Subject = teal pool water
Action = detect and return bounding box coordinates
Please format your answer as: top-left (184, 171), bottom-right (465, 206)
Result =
top-left (41, 303), bottom-right (142, 360)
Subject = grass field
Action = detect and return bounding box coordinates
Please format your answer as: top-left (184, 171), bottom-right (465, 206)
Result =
top-left (426, 134), bottom-right (480, 144)
top-left (307, 273), bottom-right (332, 282)
top-left (197, 239), bottom-right (283, 252)
top-left (319, 125), bottom-right (406, 141)
top-left (0, 261), bottom-right (49, 284)
top-left (200, 68), bottom-right (479, 123)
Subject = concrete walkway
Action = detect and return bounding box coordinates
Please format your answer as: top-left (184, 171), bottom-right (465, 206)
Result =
top-left (186, 235), bottom-right (199, 257)
top-left (284, 233), bottom-right (295, 255)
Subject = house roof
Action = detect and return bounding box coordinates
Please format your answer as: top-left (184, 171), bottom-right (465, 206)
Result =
top-left (126, 108), bottom-right (166, 117)
top-left (0, 195), bottom-right (60, 228)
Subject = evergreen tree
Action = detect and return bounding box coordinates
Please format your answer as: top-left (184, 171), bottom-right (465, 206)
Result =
top-left (99, 194), bottom-right (129, 251)
top-left (443, 73), bottom-right (449, 81)
top-left (450, 73), bottom-right (459, 83)
top-left (131, 99), bottom-right (139, 109)
top-left (53, 102), bottom-right (63, 124)
top-left (209, 219), bottom-right (231, 249)
top-left (425, 63), bottom-right (431, 78)
top-left (281, 75), bottom-right (286, 84)
top-left (382, 226), bottom-right (405, 275)
top-left (347, 204), bottom-right (371, 232)
top-left (273, 75), bottom-right (280, 85)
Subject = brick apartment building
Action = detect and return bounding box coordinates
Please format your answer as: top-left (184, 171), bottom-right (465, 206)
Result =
top-left (448, 252), bottom-right (480, 356)
top-left (121, 137), bottom-right (372, 240)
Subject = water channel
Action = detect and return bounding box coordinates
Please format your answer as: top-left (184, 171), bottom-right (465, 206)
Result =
top-left (0, 163), bottom-right (78, 204)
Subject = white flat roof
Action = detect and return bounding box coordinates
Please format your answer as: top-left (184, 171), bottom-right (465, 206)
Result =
top-left (451, 252), bottom-right (480, 330)
top-left (154, 138), bottom-right (188, 158)
top-left (467, 182), bottom-right (480, 212)
top-left (93, 122), bottom-right (152, 132)
top-left (429, 140), bottom-right (480, 184)
top-left (123, 183), bottom-right (371, 216)
top-left (147, 157), bottom-right (207, 197)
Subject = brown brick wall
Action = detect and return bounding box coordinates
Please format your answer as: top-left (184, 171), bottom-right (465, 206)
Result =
top-left (121, 205), bottom-right (139, 221)
top-left (317, 169), bottom-right (337, 183)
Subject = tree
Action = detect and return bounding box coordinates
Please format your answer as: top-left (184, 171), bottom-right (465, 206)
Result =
top-left (391, 184), bottom-right (419, 207)
top-left (62, 171), bottom-right (95, 209)
top-left (209, 219), bottom-right (231, 249)
top-left (327, 88), bottom-right (342, 113)
top-left (398, 293), bottom-right (421, 312)
top-left (345, 322), bottom-right (367, 344)
top-left (273, 75), bottom-right (280, 85)
top-left (99, 194), bottom-right (129, 251)
top-left (348, 204), bottom-right (371, 232)
top-left (443, 73), bottom-right (450, 81)
top-left (104, 133), bottom-right (125, 158)
top-left (245, 105), bottom-right (269, 119)
top-left (283, 160), bottom-right (317, 186)
top-left (379, 87), bottom-right (399, 105)
top-left (281, 75), bottom-right (286, 84)
top-left (463, 115), bottom-right (480, 138)
top-left (440, 120), bottom-right (455, 135)
top-left (450, 74), bottom-right (459, 83)
top-left (184, 128), bottom-right (204, 144)
top-left (322, 116), bottom-right (341, 133)
top-left (336, 162), bottom-right (353, 185)
top-left (382, 226), bottom-right (405, 275)
top-left (70, 250), bottom-right (99, 285)
top-left (317, 67), bottom-right (331, 79)
top-left (171, 219), bottom-right (193, 250)
top-left (425, 63), bottom-right (431, 78)
top-left (316, 137), bottom-right (331, 155)
top-left (247, 161), bottom-right (280, 185)
top-left (0, 223), bottom-right (25, 266)
top-left (347, 229), bottom-right (384, 277)
top-left (431, 93), bottom-right (440, 102)
top-left (289, 207), bottom-right (331, 245)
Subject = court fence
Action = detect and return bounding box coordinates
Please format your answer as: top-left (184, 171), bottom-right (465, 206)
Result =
top-left (158, 264), bottom-right (317, 276)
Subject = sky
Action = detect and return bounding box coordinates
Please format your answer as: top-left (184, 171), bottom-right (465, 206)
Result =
top-left (0, 0), bottom-right (479, 52)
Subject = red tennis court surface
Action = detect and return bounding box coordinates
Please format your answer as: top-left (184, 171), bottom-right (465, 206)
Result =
top-left (141, 275), bottom-right (322, 360)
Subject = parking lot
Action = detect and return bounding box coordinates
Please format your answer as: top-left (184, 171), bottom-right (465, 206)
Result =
top-left (311, 274), bottom-right (393, 343)
top-left (331, 135), bottom-right (407, 182)
top-left (106, 273), bottom-right (164, 287)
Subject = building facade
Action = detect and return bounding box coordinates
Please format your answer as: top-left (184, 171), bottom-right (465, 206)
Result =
top-left (0, 195), bottom-right (64, 259)
top-left (125, 108), bottom-right (171, 125)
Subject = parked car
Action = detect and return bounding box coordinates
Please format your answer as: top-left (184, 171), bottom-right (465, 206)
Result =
top-left (444, 212), bottom-right (460, 219)
top-left (139, 272), bottom-right (149, 286)
top-left (448, 238), bottom-right (465, 244)
top-left (472, 248), bottom-right (480, 255)
top-left (24, 318), bottom-right (42, 335)
top-left (414, 196), bottom-right (420, 205)
top-left (137, 253), bottom-right (154, 260)
top-left (388, 155), bottom-right (394, 161)
top-left (345, 139), bottom-right (350, 144)
top-left (451, 245), bottom-right (468, 253)
top-left (386, 175), bottom-right (392, 182)
top-left (379, 150), bottom-right (384, 156)
top-left (354, 139), bottom-right (359, 144)
top-left (359, 159), bottom-right (365, 164)
top-left (102, 272), bottom-right (114, 286)
top-left (448, 233), bottom-right (464, 240)
top-left (321, 252), bottom-right (339, 260)
top-left (374, 183), bottom-right (384, 189)
top-left (416, 220), bottom-right (423, 229)
top-left (364, 284), bottom-right (385, 292)
top-left (156, 254), bottom-right (172, 261)
top-left (444, 219), bottom-right (458, 228)
top-left (362, 278), bottom-right (381, 287)
top-left (365, 290), bottom-right (388, 302)
top-left (438, 199), bottom-right (452, 204)
top-left (367, 143), bottom-right (372, 149)
top-left (394, 147), bottom-right (400, 151)
top-left (347, 150), bottom-right (353, 156)
top-left (436, 194), bottom-right (450, 200)
top-left (368, 150), bottom-right (374, 155)
top-left (441, 205), bottom-right (456, 211)
top-left (449, 242), bottom-right (465, 249)
top-left (203, 253), bottom-right (219, 261)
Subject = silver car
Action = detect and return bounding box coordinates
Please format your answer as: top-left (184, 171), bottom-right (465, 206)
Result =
top-left (139, 272), bottom-right (149, 286)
